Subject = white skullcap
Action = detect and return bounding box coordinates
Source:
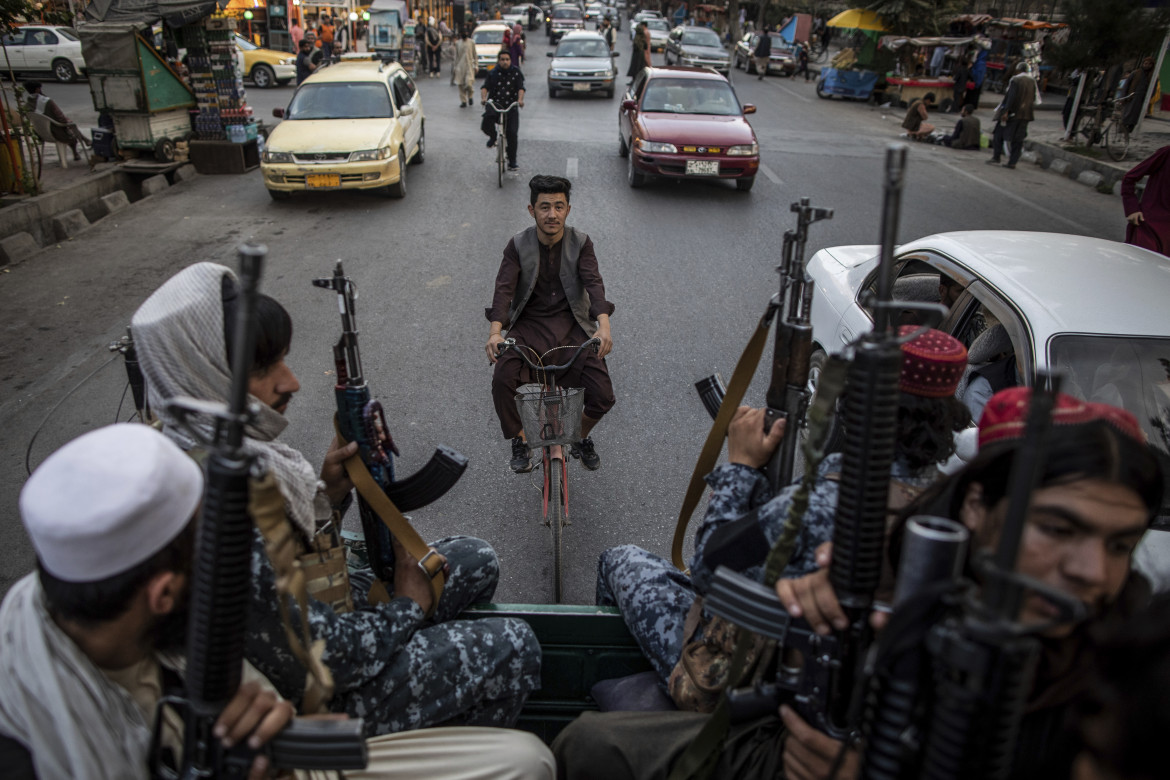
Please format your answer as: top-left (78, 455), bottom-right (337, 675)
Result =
top-left (21, 424), bottom-right (203, 582)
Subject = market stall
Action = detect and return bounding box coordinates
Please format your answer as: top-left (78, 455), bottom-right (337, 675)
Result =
top-left (816, 8), bottom-right (886, 102)
top-left (879, 35), bottom-right (977, 110)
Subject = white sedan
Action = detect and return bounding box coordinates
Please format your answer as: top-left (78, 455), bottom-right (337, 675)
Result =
top-left (806, 230), bottom-right (1170, 513)
top-left (2, 25), bottom-right (86, 82)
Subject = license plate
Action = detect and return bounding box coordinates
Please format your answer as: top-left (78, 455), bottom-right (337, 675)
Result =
top-left (305, 173), bottom-right (341, 188)
top-left (573, 82), bottom-right (591, 91)
top-left (685, 159), bottom-right (720, 176)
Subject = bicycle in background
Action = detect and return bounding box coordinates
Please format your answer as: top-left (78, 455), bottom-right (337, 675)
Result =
top-left (497, 337), bottom-right (600, 602)
top-left (1071, 92), bottom-right (1134, 162)
top-left (484, 98), bottom-right (520, 187)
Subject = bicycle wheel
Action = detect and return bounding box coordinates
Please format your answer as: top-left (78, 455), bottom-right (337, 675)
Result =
top-left (1105, 123), bottom-right (1130, 162)
top-left (547, 455), bottom-right (566, 603)
top-left (497, 116), bottom-right (506, 188)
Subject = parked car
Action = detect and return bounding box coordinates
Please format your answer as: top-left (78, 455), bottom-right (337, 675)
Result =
top-left (663, 25), bottom-right (730, 74)
top-left (2, 25), bottom-right (86, 82)
top-left (262, 60), bottom-right (424, 200)
top-left (547, 30), bottom-right (618, 98)
top-left (804, 230), bottom-right (1170, 524)
top-left (548, 5), bottom-right (585, 43)
top-left (732, 31), bottom-right (796, 76)
top-left (473, 22), bottom-right (510, 74)
top-left (618, 66), bottom-right (758, 191)
top-left (235, 34), bottom-right (296, 88)
top-left (631, 17), bottom-right (670, 52)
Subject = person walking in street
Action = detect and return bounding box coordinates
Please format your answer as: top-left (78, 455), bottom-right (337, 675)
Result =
top-left (752, 26), bottom-right (771, 80)
top-left (455, 29), bottom-right (477, 107)
top-left (987, 61), bottom-right (1036, 168)
top-left (628, 22), bottom-right (649, 82)
top-left (600, 16), bottom-right (616, 51)
top-left (950, 54), bottom-right (970, 112)
top-left (294, 38), bottom-right (317, 84)
top-left (485, 175), bottom-right (615, 474)
top-left (426, 17), bottom-right (443, 78)
top-left (510, 22), bottom-right (526, 68)
top-left (1122, 145), bottom-right (1170, 256)
top-left (316, 15), bottom-right (336, 48)
top-left (290, 18), bottom-right (304, 49)
top-left (481, 50), bottom-right (526, 170)
top-left (22, 81), bottom-right (88, 161)
top-left (795, 40), bottom-right (810, 81)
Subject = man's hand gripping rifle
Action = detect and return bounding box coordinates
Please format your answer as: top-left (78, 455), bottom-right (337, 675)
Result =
top-left (312, 262), bottom-right (468, 586)
top-left (702, 146), bottom-right (943, 742)
top-left (156, 245), bottom-right (366, 779)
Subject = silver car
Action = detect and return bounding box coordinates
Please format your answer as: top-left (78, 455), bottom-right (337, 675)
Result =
top-left (664, 25), bottom-right (730, 74)
top-left (547, 31), bottom-right (618, 98)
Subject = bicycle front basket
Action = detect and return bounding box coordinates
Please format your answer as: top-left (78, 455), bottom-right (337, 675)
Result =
top-left (515, 383), bottom-right (585, 448)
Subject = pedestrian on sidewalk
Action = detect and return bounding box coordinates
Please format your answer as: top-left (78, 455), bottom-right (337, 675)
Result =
top-left (1122, 145), bottom-right (1170, 257)
top-left (753, 26), bottom-right (771, 80)
top-left (950, 55), bottom-right (970, 112)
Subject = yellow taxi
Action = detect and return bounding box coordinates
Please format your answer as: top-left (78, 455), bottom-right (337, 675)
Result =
top-left (261, 59), bottom-right (425, 199)
top-left (234, 34), bottom-right (295, 88)
top-left (474, 21), bottom-right (510, 75)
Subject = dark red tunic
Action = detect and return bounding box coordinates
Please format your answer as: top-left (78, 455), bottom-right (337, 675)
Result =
top-left (1122, 145), bottom-right (1170, 256)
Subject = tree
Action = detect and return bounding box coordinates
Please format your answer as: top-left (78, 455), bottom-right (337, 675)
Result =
top-left (867, 0), bottom-right (966, 36)
top-left (1045, 0), bottom-right (1170, 71)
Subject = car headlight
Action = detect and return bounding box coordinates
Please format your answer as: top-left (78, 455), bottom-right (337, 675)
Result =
top-left (262, 151), bottom-right (292, 163)
top-left (349, 146), bottom-right (394, 162)
top-left (636, 139), bottom-right (676, 153)
top-left (551, 69), bottom-right (567, 77)
top-left (726, 143), bottom-right (758, 156)
top-left (279, 57), bottom-right (294, 65)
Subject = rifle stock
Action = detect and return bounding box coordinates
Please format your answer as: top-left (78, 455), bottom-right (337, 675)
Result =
top-left (313, 262), bottom-right (468, 583)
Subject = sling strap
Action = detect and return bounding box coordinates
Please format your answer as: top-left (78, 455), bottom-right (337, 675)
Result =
top-left (671, 313), bottom-right (773, 571)
top-left (335, 415), bottom-right (446, 619)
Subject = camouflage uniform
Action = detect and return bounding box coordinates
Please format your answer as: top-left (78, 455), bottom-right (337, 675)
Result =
top-left (246, 532), bottom-right (542, 736)
top-left (599, 455), bottom-right (937, 687)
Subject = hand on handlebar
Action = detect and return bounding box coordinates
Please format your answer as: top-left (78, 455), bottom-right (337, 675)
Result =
top-left (486, 333), bottom-right (506, 364)
top-left (594, 322), bottom-right (612, 359)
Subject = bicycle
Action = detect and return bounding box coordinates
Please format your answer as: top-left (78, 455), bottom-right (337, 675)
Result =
top-left (484, 98), bottom-right (520, 187)
top-left (497, 336), bottom-right (600, 602)
top-left (1071, 93), bottom-right (1133, 162)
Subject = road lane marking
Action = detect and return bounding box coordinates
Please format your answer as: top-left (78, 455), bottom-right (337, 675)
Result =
top-left (567, 157), bottom-right (579, 177)
top-left (758, 162), bottom-right (782, 185)
top-left (770, 80), bottom-right (812, 103)
top-left (935, 159), bottom-right (1084, 232)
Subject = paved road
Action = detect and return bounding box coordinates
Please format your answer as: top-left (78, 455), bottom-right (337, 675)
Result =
top-left (0, 30), bottom-right (1128, 603)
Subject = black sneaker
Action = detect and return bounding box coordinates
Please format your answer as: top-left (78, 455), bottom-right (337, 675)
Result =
top-left (508, 163), bottom-right (520, 171)
top-left (510, 437), bottom-right (534, 473)
top-left (487, 137), bottom-right (497, 148)
top-left (570, 437), bottom-right (600, 470)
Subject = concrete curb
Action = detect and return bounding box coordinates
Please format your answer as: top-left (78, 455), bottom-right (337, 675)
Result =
top-left (0, 161), bottom-right (199, 265)
top-left (1023, 139), bottom-right (1132, 195)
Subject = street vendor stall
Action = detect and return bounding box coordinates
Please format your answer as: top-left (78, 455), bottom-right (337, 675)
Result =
top-left (879, 35), bottom-right (977, 110)
top-left (815, 8), bottom-right (886, 102)
top-left (79, 22), bottom-right (196, 161)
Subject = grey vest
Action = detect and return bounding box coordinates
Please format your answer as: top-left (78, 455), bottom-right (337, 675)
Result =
top-left (506, 226), bottom-right (597, 336)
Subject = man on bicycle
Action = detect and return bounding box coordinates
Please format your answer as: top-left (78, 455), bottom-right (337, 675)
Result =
top-left (485, 175), bottom-right (615, 473)
top-left (481, 51), bottom-right (526, 171)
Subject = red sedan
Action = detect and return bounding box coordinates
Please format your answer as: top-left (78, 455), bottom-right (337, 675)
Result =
top-left (618, 66), bottom-right (760, 192)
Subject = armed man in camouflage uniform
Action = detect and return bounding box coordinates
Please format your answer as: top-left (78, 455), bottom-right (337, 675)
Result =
top-left (132, 262), bottom-right (541, 736)
top-left (596, 328), bottom-right (971, 687)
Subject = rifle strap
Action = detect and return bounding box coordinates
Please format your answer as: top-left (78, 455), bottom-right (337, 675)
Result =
top-left (335, 416), bottom-right (446, 620)
top-left (667, 355), bottom-right (850, 779)
top-left (249, 469), bottom-right (336, 714)
top-left (672, 313), bottom-right (773, 571)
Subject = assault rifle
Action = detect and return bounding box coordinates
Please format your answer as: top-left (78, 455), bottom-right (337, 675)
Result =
top-left (313, 262), bottom-right (468, 583)
top-left (860, 376), bottom-right (1086, 780)
top-left (696, 198), bottom-right (832, 494)
top-left (157, 244), bottom-right (367, 779)
top-left (702, 145), bottom-right (914, 738)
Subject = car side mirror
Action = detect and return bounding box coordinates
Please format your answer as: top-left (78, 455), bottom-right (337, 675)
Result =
top-left (743, 104), bottom-right (756, 114)
top-left (399, 105), bottom-right (415, 115)
top-left (622, 98), bottom-right (636, 110)
top-left (547, 51), bottom-right (554, 56)
top-left (272, 107), bottom-right (285, 118)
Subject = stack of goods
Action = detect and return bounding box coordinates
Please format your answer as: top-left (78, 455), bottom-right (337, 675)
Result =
top-left (182, 16), bottom-right (256, 142)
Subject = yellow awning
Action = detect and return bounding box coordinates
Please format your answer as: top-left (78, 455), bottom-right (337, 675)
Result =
top-left (826, 9), bottom-right (888, 32)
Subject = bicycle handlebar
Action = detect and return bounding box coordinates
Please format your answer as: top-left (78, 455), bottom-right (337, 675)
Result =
top-left (497, 338), bottom-right (600, 373)
top-left (484, 99), bottom-right (521, 112)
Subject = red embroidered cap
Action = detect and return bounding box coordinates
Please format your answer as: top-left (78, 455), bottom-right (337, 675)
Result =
top-left (978, 386), bottom-right (1146, 448)
top-left (898, 326), bottom-right (968, 398)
